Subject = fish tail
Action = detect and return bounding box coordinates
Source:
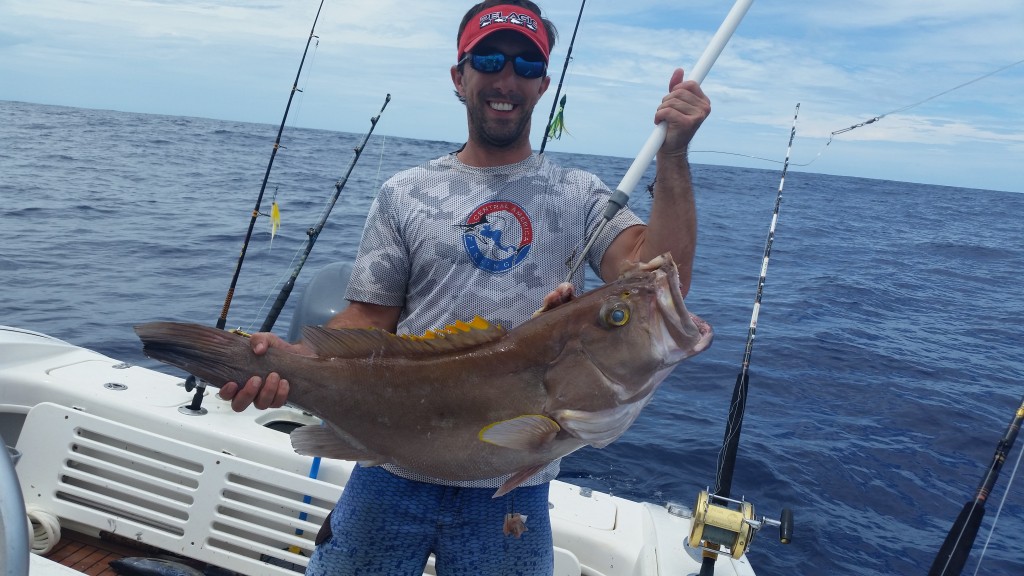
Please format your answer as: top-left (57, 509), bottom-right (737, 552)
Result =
top-left (134, 322), bottom-right (253, 387)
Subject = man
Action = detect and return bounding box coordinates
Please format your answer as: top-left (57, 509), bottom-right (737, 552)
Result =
top-left (219, 1), bottom-right (710, 574)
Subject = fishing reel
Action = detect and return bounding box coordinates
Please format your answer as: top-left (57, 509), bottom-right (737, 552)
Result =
top-left (687, 490), bottom-right (793, 559)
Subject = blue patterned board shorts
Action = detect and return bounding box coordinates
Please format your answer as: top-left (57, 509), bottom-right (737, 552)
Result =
top-left (305, 465), bottom-right (554, 576)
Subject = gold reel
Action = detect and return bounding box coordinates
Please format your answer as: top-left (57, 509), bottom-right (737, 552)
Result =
top-left (688, 490), bottom-right (757, 558)
top-left (688, 489), bottom-right (793, 559)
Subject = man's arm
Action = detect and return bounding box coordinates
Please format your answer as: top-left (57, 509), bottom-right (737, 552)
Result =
top-left (323, 300), bottom-right (402, 332)
top-left (600, 68), bottom-right (709, 298)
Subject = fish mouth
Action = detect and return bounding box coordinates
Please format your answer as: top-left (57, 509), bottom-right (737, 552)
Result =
top-left (650, 257), bottom-right (713, 361)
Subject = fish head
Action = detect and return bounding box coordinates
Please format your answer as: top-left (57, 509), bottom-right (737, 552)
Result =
top-left (550, 253), bottom-right (713, 405)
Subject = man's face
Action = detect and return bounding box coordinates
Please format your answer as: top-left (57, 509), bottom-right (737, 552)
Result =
top-left (454, 30), bottom-right (550, 150)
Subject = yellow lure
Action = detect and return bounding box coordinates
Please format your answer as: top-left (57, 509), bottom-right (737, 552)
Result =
top-left (270, 201), bottom-right (281, 239)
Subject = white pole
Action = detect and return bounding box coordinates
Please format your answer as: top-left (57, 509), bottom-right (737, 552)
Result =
top-left (563, 0), bottom-right (755, 284)
top-left (615, 0), bottom-right (755, 198)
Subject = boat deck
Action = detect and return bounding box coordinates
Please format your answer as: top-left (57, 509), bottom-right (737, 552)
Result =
top-left (45, 532), bottom-right (124, 576)
top-left (43, 530), bottom-right (196, 576)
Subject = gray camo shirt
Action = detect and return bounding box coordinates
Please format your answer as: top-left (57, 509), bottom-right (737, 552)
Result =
top-left (345, 151), bottom-right (643, 488)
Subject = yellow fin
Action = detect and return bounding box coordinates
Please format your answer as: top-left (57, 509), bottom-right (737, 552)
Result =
top-left (479, 415), bottom-right (561, 450)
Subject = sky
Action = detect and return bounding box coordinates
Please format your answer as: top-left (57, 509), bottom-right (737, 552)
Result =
top-left (1, 0), bottom-right (1022, 193)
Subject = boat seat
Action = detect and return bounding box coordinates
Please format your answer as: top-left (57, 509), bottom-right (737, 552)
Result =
top-left (287, 262), bottom-right (353, 343)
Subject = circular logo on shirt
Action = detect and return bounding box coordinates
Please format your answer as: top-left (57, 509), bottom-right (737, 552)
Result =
top-left (458, 201), bottom-right (533, 273)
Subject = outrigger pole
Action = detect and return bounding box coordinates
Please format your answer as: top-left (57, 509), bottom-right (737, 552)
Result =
top-left (563, 0), bottom-right (755, 284)
top-left (538, 0), bottom-right (586, 155)
top-left (928, 394), bottom-right (1024, 576)
top-left (216, 0), bottom-right (326, 331)
top-left (259, 94), bottom-right (392, 333)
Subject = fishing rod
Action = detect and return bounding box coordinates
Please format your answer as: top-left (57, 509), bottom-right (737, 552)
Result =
top-left (538, 0), bottom-right (585, 155)
top-left (259, 94), bottom-right (392, 333)
top-left (688, 104), bottom-right (796, 576)
top-left (563, 0), bottom-right (755, 284)
top-left (215, 0), bottom-right (326, 332)
top-left (182, 1), bottom-right (325, 414)
top-left (928, 394), bottom-right (1024, 576)
top-left (714, 107), bottom-right (800, 500)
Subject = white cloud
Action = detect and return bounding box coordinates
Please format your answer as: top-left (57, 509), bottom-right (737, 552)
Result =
top-left (0, 0), bottom-right (1021, 192)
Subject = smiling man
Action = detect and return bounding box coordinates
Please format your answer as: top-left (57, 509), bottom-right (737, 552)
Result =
top-left (219, 1), bottom-right (712, 574)
top-left (452, 6), bottom-right (552, 163)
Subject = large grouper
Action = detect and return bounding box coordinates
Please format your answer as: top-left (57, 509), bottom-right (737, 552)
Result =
top-left (135, 254), bottom-right (713, 498)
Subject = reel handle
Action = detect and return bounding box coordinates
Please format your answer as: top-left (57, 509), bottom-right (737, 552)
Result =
top-left (756, 507), bottom-right (794, 544)
top-left (780, 508), bottom-right (794, 544)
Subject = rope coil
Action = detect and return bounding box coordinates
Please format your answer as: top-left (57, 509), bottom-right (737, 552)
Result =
top-left (26, 506), bottom-right (61, 555)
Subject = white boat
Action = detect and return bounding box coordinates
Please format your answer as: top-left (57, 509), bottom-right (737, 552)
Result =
top-left (0, 297), bottom-right (763, 576)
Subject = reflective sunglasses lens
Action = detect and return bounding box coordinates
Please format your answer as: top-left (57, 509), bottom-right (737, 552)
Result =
top-left (467, 52), bottom-right (545, 79)
top-left (471, 53), bottom-right (507, 73)
top-left (513, 57), bottom-right (546, 79)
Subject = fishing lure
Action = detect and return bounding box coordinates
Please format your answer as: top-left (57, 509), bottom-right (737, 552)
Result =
top-left (547, 95), bottom-right (569, 140)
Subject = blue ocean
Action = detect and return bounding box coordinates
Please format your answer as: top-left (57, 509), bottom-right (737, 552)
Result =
top-left (2, 100), bottom-right (1022, 575)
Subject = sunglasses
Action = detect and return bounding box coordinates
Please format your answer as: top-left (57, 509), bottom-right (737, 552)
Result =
top-left (459, 51), bottom-right (547, 79)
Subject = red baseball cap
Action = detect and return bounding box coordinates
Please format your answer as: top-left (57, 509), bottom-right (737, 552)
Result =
top-left (457, 4), bottom-right (550, 62)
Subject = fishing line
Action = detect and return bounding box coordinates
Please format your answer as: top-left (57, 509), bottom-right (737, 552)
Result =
top-left (841, 57), bottom-right (1024, 132)
top-left (372, 134), bottom-right (388, 193)
top-left (289, 31), bottom-right (321, 125)
top-left (689, 149), bottom-right (791, 165)
top-left (972, 437), bottom-right (1024, 575)
top-left (690, 57), bottom-right (1024, 170)
top-left (801, 57), bottom-right (1024, 169)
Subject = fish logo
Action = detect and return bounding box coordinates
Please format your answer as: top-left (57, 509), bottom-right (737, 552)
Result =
top-left (457, 201), bottom-right (533, 273)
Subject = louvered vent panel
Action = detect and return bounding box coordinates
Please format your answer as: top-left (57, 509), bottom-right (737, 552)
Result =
top-left (18, 403), bottom-right (342, 575)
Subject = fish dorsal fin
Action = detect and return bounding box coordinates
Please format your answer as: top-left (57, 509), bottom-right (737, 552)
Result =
top-left (301, 316), bottom-right (505, 359)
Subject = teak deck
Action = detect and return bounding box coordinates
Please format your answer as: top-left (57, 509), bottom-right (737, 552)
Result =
top-left (44, 530), bottom-right (196, 576)
top-left (44, 531), bottom-right (125, 576)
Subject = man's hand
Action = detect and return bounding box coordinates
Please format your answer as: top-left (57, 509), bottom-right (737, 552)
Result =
top-left (217, 332), bottom-right (311, 412)
top-left (656, 68), bottom-right (710, 156)
top-left (532, 282), bottom-right (576, 317)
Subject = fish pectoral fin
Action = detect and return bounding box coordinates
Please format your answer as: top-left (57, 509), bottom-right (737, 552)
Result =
top-left (479, 415), bottom-right (561, 451)
top-left (553, 403), bottom-right (647, 449)
top-left (290, 424), bottom-right (385, 463)
top-left (493, 462), bottom-right (550, 498)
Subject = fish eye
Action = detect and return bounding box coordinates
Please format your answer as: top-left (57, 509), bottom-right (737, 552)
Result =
top-left (601, 301), bottom-right (631, 328)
